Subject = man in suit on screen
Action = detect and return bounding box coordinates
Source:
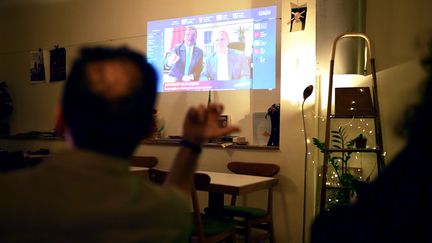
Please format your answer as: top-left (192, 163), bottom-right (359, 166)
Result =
top-left (165, 26), bottom-right (204, 81)
top-left (200, 30), bottom-right (250, 81)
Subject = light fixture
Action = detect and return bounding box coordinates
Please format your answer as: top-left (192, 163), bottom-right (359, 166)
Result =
top-left (303, 85), bottom-right (313, 101)
top-left (301, 84), bottom-right (313, 243)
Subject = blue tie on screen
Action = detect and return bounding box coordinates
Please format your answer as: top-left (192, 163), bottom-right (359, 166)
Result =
top-left (184, 48), bottom-right (191, 75)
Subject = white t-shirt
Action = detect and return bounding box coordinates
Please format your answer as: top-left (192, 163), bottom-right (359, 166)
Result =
top-left (216, 52), bottom-right (229, 80)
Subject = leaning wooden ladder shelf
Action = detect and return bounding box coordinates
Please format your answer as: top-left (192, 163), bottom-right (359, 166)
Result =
top-left (319, 33), bottom-right (385, 211)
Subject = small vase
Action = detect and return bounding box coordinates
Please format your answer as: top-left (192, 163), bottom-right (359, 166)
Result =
top-left (355, 137), bottom-right (367, 148)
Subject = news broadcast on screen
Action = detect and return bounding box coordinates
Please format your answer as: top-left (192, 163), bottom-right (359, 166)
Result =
top-left (147, 5), bottom-right (276, 92)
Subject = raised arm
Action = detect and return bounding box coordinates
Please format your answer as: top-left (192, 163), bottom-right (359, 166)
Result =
top-left (165, 103), bottom-right (240, 195)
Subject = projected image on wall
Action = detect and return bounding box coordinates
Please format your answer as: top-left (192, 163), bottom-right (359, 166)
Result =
top-left (147, 5), bottom-right (277, 92)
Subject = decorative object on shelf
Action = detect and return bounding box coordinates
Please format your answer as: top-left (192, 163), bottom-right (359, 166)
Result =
top-left (207, 115), bottom-right (230, 144)
top-left (232, 136), bottom-right (248, 145)
top-left (152, 109), bottom-right (165, 139)
top-left (335, 87), bottom-right (374, 116)
top-left (0, 81), bottom-right (12, 135)
top-left (266, 103), bottom-right (280, 146)
top-left (354, 133), bottom-right (367, 148)
top-left (217, 115), bottom-right (229, 128)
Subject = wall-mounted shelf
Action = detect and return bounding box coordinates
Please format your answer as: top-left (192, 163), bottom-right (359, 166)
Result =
top-left (142, 138), bottom-right (279, 151)
top-left (0, 135), bottom-right (279, 151)
top-left (0, 134), bottom-right (63, 140)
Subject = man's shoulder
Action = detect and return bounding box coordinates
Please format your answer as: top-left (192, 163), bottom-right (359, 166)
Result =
top-left (194, 45), bottom-right (204, 53)
top-left (173, 43), bottom-right (185, 51)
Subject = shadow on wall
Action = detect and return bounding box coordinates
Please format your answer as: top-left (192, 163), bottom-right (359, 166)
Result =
top-left (377, 60), bottom-right (425, 161)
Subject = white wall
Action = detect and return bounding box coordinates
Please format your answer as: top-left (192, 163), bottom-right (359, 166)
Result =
top-left (310, 0), bottom-right (431, 231)
top-left (0, 0), bottom-right (314, 242)
top-left (3, 0), bottom-right (430, 242)
top-left (0, 0), bottom-right (281, 144)
top-left (365, 0), bottom-right (432, 162)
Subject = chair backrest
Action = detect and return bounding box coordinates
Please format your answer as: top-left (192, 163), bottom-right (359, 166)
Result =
top-left (227, 161), bottom-right (280, 210)
top-left (131, 156), bottom-right (158, 168)
top-left (147, 168), bottom-right (211, 243)
top-left (227, 161), bottom-right (280, 177)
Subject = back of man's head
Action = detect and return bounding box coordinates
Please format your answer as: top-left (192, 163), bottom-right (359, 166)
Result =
top-left (62, 47), bottom-right (157, 158)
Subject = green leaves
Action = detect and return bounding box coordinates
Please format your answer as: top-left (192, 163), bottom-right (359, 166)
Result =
top-left (313, 126), bottom-right (357, 187)
top-left (312, 137), bottom-right (326, 153)
top-left (339, 172), bottom-right (355, 187)
top-left (313, 127), bottom-right (365, 209)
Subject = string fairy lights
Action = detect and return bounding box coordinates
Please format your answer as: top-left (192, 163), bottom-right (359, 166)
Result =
top-left (300, 95), bottom-right (384, 187)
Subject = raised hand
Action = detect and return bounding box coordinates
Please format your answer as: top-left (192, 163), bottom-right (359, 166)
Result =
top-left (182, 103), bottom-right (240, 145)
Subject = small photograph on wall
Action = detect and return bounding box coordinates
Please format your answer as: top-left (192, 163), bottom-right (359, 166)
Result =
top-left (29, 49), bottom-right (46, 83)
top-left (253, 112), bottom-right (271, 146)
top-left (289, 3), bottom-right (307, 32)
top-left (50, 47), bottom-right (66, 82)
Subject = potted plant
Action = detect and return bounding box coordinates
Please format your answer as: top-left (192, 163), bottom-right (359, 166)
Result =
top-left (313, 127), bottom-right (357, 208)
top-left (354, 133), bottom-right (367, 148)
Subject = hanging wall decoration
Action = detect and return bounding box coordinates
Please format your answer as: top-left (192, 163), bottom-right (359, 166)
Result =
top-left (289, 3), bottom-right (307, 32)
top-left (29, 49), bottom-right (46, 83)
top-left (50, 46), bottom-right (66, 82)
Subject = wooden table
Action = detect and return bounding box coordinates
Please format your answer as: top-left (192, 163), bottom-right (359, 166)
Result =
top-left (129, 168), bottom-right (279, 210)
top-left (198, 171), bottom-right (279, 211)
top-left (129, 166), bottom-right (149, 177)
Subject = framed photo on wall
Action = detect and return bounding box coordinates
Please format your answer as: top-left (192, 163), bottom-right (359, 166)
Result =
top-left (50, 47), bottom-right (66, 82)
top-left (253, 112), bottom-right (271, 146)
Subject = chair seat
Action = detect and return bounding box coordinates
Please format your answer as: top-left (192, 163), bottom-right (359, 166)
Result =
top-left (191, 213), bottom-right (236, 236)
top-left (223, 205), bottom-right (268, 219)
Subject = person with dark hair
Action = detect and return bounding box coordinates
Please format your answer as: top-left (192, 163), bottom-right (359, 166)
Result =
top-left (0, 47), bottom-right (239, 242)
top-left (311, 39), bottom-right (432, 243)
top-left (165, 26), bottom-right (204, 81)
top-left (61, 47), bottom-right (159, 158)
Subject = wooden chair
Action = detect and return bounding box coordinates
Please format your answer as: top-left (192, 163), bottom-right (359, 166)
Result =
top-left (130, 156), bottom-right (158, 168)
top-left (147, 168), bottom-right (236, 243)
top-left (224, 161), bottom-right (280, 243)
